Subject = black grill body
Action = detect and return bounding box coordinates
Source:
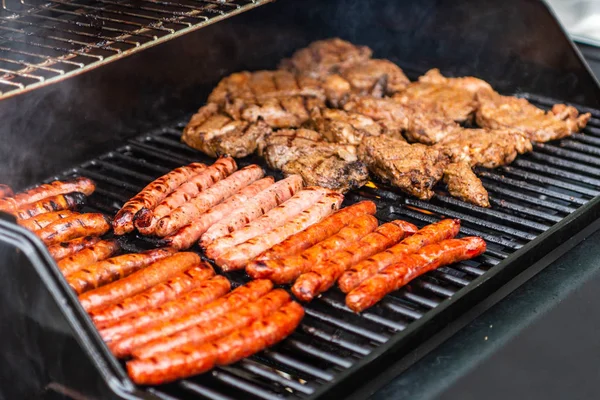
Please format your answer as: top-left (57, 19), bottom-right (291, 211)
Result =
top-left (1, 1), bottom-right (600, 399)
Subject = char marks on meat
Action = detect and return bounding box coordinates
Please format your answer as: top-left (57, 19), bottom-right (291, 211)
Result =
top-left (476, 90), bottom-right (591, 142)
top-left (443, 162), bottom-right (490, 208)
top-left (435, 128), bottom-right (532, 168)
top-left (279, 38), bottom-right (372, 79)
top-left (182, 103), bottom-right (272, 158)
top-left (358, 136), bottom-right (448, 200)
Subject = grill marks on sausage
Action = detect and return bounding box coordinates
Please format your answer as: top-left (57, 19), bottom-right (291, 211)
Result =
top-left (14, 192), bottom-right (86, 220)
top-left (47, 235), bottom-right (100, 261)
top-left (35, 213), bottom-right (111, 246)
top-left (18, 210), bottom-right (78, 232)
top-left (57, 239), bottom-right (120, 276)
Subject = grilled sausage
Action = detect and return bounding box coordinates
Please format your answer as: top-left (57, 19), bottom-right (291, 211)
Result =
top-left (109, 279), bottom-right (272, 358)
top-left (292, 220), bottom-right (418, 301)
top-left (90, 264), bottom-right (215, 328)
top-left (66, 248), bottom-right (176, 295)
top-left (0, 177), bottom-right (95, 213)
top-left (57, 239), bottom-right (120, 276)
top-left (18, 210), bottom-right (78, 232)
top-left (126, 301), bottom-right (304, 385)
top-left (135, 157), bottom-right (236, 235)
top-left (0, 184), bottom-right (13, 199)
top-left (36, 213), bottom-right (111, 246)
top-left (14, 192), bottom-right (86, 220)
top-left (155, 165), bottom-right (265, 237)
top-left (160, 177), bottom-right (274, 250)
top-left (79, 252), bottom-right (202, 312)
top-left (205, 185), bottom-right (326, 260)
top-left (133, 289), bottom-right (290, 359)
top-left (101, 276), bottom-right (233, 344)
top-left (338, 219), bottom-right (460, 293)
top-left (249, 214), bottom-right (379, 284)
top-left (255, 200), bottom-right (377, 262)
top-left (113, 162), bottom-right (207, 235)
top-left (46, 236), bottom-right (101, 261)
top-left (200, 175), bottom-right (304, 247)
top-left (346, 237), bottom-right (487, 312)
top-left (217, 192), bottom-right (344, 271)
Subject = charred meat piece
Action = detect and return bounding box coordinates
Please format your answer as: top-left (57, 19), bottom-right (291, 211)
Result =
top-left (443, 162), bottom-right (490, 208)
top-left (262, 129), bottom-right (369, 192)
top-left (309, 108), bottom-right (404, 145)
top-left (358, 136), bottom-right (448, 200)
top-left (343, 95), bottom-right (460, 145)
top-left (394, 68), bottom-right (492, 123)
top-left (476, 90), bottom-right (591, 142)
top-left (324, 59), bottom-right (410, 106)
top-left (238, 95), bottom-right (326, 128)
top-left (279, 38), bottom-right (372, 79)
top-left (435, 128), bottom-right (532, 168)
top-left (182, 103), bottom-right (272, 158)
top-left (207, 70), bottom-right (324, 106)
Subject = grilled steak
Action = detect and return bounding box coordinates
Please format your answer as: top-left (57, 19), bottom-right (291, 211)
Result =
top-left (262, 129), bottom-right (369, 192)
top-left (358, 136), bottom-right (448, 200)
top-left (309, 108), bottom-right (404, 145)
top-left (395, 68), bottom-right (492, 123)
top-left (344, 95), bottom-right (460, 144)
top-left (476, 90), bottom-right (591, 142)
top-left (279, 38), bottom-right (372, 79)
top-left (182, 104), bottom-right (272, 157)
top-left (238, 95), bottom-right (326, 128)
top-left (435, 128), bottom-right (532, 168)
top-left (443, 162), bottom-right (490, 207)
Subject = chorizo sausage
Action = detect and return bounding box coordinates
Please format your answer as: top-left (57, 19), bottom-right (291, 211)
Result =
top-left (57, 239), bottom-right (120, 276)
top-left (36, 213), bottom-right (111, 246)
top-left (14, 192), bottom-right (86, 220)
top-left (46, 236), bottom-right (100, 261)
top-left (18, 210), bottom-right (78, 232)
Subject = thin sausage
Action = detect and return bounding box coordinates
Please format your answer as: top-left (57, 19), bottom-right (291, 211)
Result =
top-left (109, 279), bottom-right (272, 358)
top-left (338, 219), bottom-right (460, 293)
top-left (135, 157), bottom-right (236, 235)
top-left (0, 184), bottom-right (13, 198)
top-left (101, 276), bottom-right (233, 344)
top-left (36, 213), bottom-right (111, 246)
top-left (18, 210), bottom-right (78, 232)
top-left (292, 220), bottom-right (418, 301)
top-left (0, 177), bottom-right (95, 212)
top-left (346, 237), bottom-right (487, 312)
top-left (133, 289), bottom-right (290, 359)
top-left (126, 301), bottom-right (304, 385)
top-left (160, 177), bottom-right (274, 250)
top-left (217, 192), bottom-right (344, 271)
top-left (66, 248), bottom-right (176, 295)
top-left (248, 214), bottom-right (379, 283)
top-left (200, 175), bottom-right (304, 247)
top-left (14, 192), bottom-right (86, 220)
top-left (113, 162), bottom-right (207, 235)
top-left (79, 252), bottom-right (202, 312)
top-left (155, 165), bottom-right (265, 237)
top-left (90, 264), bottom-right (215, 328)
top-left (205, 186), bottom-right (326, 260)
top-left (255, 200), bottom-right (377, 262)
top-left (47, 236), bottom-right (101, 261)
top-left (57, 239), bottom-right (120, 276)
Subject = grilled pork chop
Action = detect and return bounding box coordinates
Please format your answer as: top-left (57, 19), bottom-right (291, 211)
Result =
top-left (358, 135), bottom-right (448, 200)
top-left (443, 162), bottom-right (490, 208)
top-left (476, 90), bottom-right (591, 142)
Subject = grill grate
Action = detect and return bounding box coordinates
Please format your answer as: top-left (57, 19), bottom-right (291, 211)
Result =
top-left (41, 95), bottom-right (600, 399)
top-left (0, 0), bottom-right (270, 99)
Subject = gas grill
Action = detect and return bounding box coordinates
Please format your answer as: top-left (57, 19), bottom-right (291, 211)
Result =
top-left (1, 0), bottom-right (600, 399)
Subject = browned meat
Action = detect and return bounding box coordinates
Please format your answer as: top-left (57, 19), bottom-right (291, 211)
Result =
top-left (279, 38), bottom-right (372, 79)
top-left (324, 59), bottom-right (410, 106)
top-left (476, 90), bottom-right (591, 142)
top-left (309, 108), bottom-right (404, 145)
top-left (238, 95), bottom-right (326, 128)
top-left (435, 128), bottom-right (532, 168)
top-left (443, 162), bottom-right (490, 207)
top-left (182, 103), bottom-right (272, 158)
top-left (343, 95), bottom-right (460, 145)
top-left (207, 70), bottom-right (324, 106)
top-left (261, 129), bottom-right (369, 192)
top-left (358, 136), bottom-right (448, 200)
top-left (418, 68), bottom-right (493, 93)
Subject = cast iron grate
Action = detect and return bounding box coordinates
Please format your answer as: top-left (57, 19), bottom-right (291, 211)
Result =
top-left (43, 94), bottom-right (600, 399)
top-left (0, 0), bottom-right (270, 99)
